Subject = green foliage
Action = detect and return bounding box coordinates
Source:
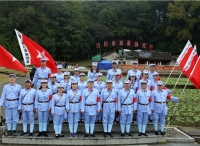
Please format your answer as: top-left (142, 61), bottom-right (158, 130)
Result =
top-left (0, 1), bottom-right (200, 60)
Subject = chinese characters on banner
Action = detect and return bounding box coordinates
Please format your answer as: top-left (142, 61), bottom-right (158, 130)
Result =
top-left (96, 40), bottom-right (154, 50)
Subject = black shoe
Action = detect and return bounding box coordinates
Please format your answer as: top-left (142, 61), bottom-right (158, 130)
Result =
top-left (63, 121), bottom-right (68, 124)
top-left (59, 134), bottom-right (64, 137)
top-left (142, 133), bottom-right (148, 136)
top-left (29, 133), bottom-right (33, 137)
top-left (155, 131), bottom-right (159, 135)
top-left (84, 133), bottom-right (89, 137)
top-left (7, 131), bottom-right (12, 136)
top-left (81, 120), bottom-right (84, 123)
top-left (108, 132), bottom-right (113, 138)
top-left (116, 121), bottom-right (119, 124)
top-left (95, 121), bottom-right (98, 124)
top-left (37, 132), bottom-right (43, 137)
top-left (149, 120), bottom-right (153, 123)
top-left (43, 132), bottom-right (48, 137)
top-left (73, 133), bottom-right (77, 138)
top-left (49, 120), bottom-right (53, 124)
top-left (121, 133), bottom-right (125, 137)
top-left (12, 130), bottom-right (17, 136)
top-left (138, 132), bottom-right (142, 136)
top-left (70, 133), bottom-right (73, 138)
top-left (161, 131), bottom-right (165, 136)
top-left (132, 121), bottom-right (134, 124)
top-left (126, 133), bottom-right (132, 137)
top-left (20, 132), bottom-right (27, 136)
top-left (90, 134), bottom-right (95, 137)
top-left (103, 132), bottom-right (107, 138)
top-left (55, 135), bottom-right (59, 138)
top-left (99, 120), bottom-right (102, 124)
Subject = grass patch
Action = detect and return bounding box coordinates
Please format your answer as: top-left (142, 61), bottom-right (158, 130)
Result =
top-left (67, 59), bottom-right (92, 67)
top-left (0, 74), bottom-right (11, 83)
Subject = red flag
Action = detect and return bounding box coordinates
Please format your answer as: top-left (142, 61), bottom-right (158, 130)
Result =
top-left (179, 46), bottom-right (194, 70)
top-left (0, 45), bottom-right (27, 74)
top-left (15, 29), bottom-right (57, 73)
top-left (177, 40), bottom-right (192, 64)
top-left (182, 45), bottom-right (198, 78)
top-left (190, 56), bottom-right (200, 89)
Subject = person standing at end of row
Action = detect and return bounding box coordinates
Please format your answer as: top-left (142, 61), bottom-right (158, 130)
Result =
top-left (152, 81), bottom-right (181, 136)
top-left (101, 80), bottom-right (117, 138)
top-left (126, 61), bottom-right (142, 84)
top-left (35, 80), bottom-right (52, 137)
top-left (67, 80), bottom-right (82, 138)
top-left (18, 79), bottom-right (36, 137)
top-left (32, 58), bottom-right (51, 89)
top-left (81, 79), bottom-right (101, 137)
top-left (55, 64), bottom-right (64, 83)
top-left (87, 62), bottom-right (99, 81)
top-left (0, 74), bottom-right (22, 136)
top-left (106, 60), bottom-right (123, 82)
top-left (118, 80), bottom-right (137, 137)
top-left (136, 80), bottom-right (153, 136)
top-left (51, 84), bottom-right (68, 138)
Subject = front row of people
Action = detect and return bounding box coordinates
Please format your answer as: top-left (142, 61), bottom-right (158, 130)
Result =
top-left (0, 74), bottom-right (180, 138)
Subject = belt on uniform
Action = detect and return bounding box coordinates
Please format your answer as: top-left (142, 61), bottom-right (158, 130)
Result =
top-left (99, 92), bottom-right (101, 94)
top-left (38, 101), bottom-right (49, 103)
top-left (104, 101), bottom-right (115, 103)
top-left (6, 98), bottom-right (19, 101)
top-left (53, 93), bottom-right (57, 95)
top-left (139, 103), bottom-right (149, 106)
top-left (55, 105), bottom-right (65, 107)
top-left (70, 101), bottom-right (80, 104)
top-left (57, 82), bottom-right (60, 83)
top-left (122, 103), bottom-right (133, 106)
top-left (38, 78), bottom-right (48, 80)
top-left (155, 102), bottom-right (166, 104)
top-left (85, 104), bottom-right (97, 106)
top-left (22, 102), bottom-right (34, 105)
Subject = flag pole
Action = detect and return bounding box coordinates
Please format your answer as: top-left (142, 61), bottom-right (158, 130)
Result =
top-left (165, 63), bottom-right (178, 85)
top-left (165, 78), bottom-right (189, 133)
top-left (171, 71), bottom-right (182, 92)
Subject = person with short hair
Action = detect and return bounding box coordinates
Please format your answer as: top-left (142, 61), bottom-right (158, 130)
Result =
top-left (18, 79), bottom-right (36, 137)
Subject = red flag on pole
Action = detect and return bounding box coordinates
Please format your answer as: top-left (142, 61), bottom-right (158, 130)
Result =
top-left (0, 45), bottom-right (27, 74)
top-left (15, 29), bottom-right (57, 73)
top-left (189, 56), bottom-right (200, 89)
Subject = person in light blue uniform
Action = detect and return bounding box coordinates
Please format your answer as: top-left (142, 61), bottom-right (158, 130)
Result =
top-left (51, 84), bottom-right (68, 138)
top-left (139, 70), bottom-right (154, 91)
top-left (106, 60), bottom-right (123, 82)
top-left (151, 72), bottom-right (160, 91)
top-left (66, 80), bottom-right (82, 138)
top-left (70, 68), bottom-right (80, 82)
top-left (136, 80), bottom-right (153, 136)
top-left (18, 79), bottom-right (36, 137)
top-left (60, 72), bottom-right (71, 93)
top-left (152, 81), bottom-right (181, 135)
top-left (94, 73), bottom-right (106, 123)
top-left (35, 79), bottom-right (52, 137)
top-left (32, 58), bottom-right (51, 89)
top-left (81, 79), bottom-right (101, 137)
top-left (48, 74), bottom-right (59, 124)
top-left (101, 80), bottom-right (117, 138)
top-left (78, 73), bottom-right (87, 91)
top-left (77, 73), bottom-right (87, 123)
top-left (0, 74), bottom-right (22, 136)
top-left (129, 72), bottom-right (139, 93)
top-left (148, 64), bottom-right (157, 81)
top-left (126, 61), bottom-right (142, 83)
top-left (118, 80), bottom-right (137, 137)
top-left (87, 62), bottom-right (99, 81)
top-left (55, 64), bottom-right (64, 83)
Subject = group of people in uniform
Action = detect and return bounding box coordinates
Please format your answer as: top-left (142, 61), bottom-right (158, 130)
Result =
top-left (0, 58), bottom-right (181, 138)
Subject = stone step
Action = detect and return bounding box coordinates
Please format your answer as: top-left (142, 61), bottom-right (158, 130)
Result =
top-left (2, 132), bottom-right (166, 145)
top-left (15, 120), bottom-right (159, 133)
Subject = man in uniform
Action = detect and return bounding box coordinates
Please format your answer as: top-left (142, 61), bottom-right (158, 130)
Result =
top-left (71, 68), bottom-right (80, 82)
top-left (118, 80), bottom-right (137, 137)
top-left (32, 58), bottom-right (51, 89)
top-left (106, 60), bottom-right (122, 82)
top-left (78, 73), bottom-right (87, 91)
top-left (136, 80), bottom-right (153, 136)
top-left (101, 80), bottom-right (117, 138)
top-left (55, 64), bottom-right (64, 83)
top-left (152, 81), bottom-right (180, 135)
top-left (139, 70), bottom-right (154, 91)
top-left (18, 79), bottom-right (36, 137)
top-left (81, 79), bottom-right (101, 137)
top-left (48, 74), bottom-right (59, 124)
top-left (126, 61), bottom-right (142, 83)
top-left (0, 74), bottom-right (22, 136)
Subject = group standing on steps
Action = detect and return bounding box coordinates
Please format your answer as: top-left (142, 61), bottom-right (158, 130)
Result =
top-left (0, 58), bottom-right (181, 138)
